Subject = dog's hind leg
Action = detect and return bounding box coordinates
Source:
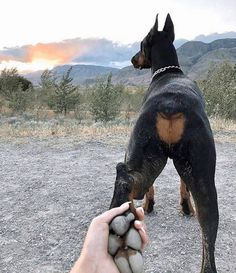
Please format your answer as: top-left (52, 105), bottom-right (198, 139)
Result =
top-left (174, 134), bottom-right (218, 273)
top-left (180, 178), bottom-right (195, 216)
top-left (142, 185), bottom-right (155, 213)
top-left (187, 176), bottom-right (218, 273)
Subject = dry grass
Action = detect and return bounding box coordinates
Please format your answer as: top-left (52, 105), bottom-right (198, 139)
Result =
top-left (210, 117), bottom-right (236, 143)
top-left (0, 117), bottom-right (131, 143)
top-left (0, 115), bottom-right (235, 143)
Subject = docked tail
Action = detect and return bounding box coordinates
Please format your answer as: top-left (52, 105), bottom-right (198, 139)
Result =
top-left (157, 95), bottom-right (186, 118)
top-left (156, 111), bottom-right (185, 145)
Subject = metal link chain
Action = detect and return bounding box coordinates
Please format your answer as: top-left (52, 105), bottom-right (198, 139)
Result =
top-left (151, 66), bottom-right (181, 81)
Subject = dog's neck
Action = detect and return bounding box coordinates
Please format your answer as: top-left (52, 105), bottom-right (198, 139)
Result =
top-left (151, 65), bottom-right (182, 81)
top-left (151, 42), bottom-right (181, 78)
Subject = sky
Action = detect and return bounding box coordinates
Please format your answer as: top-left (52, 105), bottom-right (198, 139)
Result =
top-left (0, 0), bottom-right (236, 72)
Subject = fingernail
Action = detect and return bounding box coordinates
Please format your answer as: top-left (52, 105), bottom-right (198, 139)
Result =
top-left (120, 201), bottom-right (131, 208)
top-left (140, 227), bottom-right (146, 234)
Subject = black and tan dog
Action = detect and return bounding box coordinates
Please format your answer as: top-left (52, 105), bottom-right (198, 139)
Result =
top-left (110, 14), bottom-right (219, 273)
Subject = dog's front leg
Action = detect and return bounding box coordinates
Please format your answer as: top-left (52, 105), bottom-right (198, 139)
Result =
top-left (110, 163), bottom-right (147, 209)
top-left (110, 163), bottom-right (134, 208)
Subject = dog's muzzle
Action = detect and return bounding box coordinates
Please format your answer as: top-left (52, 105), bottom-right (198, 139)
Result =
top-left (131, 53), bottom-right (142, 69)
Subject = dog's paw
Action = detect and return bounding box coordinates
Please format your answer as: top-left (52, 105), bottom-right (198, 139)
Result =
top-left (108, 211), bottom-right (144, 273)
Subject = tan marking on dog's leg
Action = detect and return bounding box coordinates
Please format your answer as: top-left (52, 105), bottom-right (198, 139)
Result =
top-left (180, 178), bottom-right (195, 216)
top-left (142, 185), bottom-right (155, 213)
top-left (156, 113), bottom-right (185, 145)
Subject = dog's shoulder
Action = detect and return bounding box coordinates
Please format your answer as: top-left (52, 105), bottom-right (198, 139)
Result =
top-left (147, 73), bottom-right (204, 101)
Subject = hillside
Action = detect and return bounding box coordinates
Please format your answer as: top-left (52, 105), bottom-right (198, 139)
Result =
top-left (26, 64), bottom-right (119, 85)
top-left (25, 38), bottom-right (236, 86)
top-left (187, 47), bottom-right (236, 79)
top-left (112, 66), bottom-right (151, 86)
top-left (177, 38), bottom-right (236, 76)
top-left (113, 38), bottom-right (236, 85)
top-left (194, 31), bottom-right (236, 43)
top-left (53, 64), bottom-right (119, 85)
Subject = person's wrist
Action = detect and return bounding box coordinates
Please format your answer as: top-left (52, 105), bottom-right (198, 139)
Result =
top-left (70, 255), bottom-right (97, 273)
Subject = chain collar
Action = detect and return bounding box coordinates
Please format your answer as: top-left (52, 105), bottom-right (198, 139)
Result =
top-left (151, 65), bottom-right (181, 81)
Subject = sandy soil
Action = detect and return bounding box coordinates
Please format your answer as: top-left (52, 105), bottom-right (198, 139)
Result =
top-left (0, 134), bottom-right (235, 273)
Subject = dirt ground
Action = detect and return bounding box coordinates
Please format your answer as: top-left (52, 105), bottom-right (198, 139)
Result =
top-left (0, 133), bottom-right (235, 273)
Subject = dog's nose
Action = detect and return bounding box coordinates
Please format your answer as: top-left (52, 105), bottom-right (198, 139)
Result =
top-left (131, 53), bottom-right (140, 68)
top-left (131, 55), bottom-right (136, 65)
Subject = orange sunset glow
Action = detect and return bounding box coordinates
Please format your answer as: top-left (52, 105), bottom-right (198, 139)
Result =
top-left (0, 59), bottom-right (60, 72)
top-left (0, 40), bottom-right (93, 73)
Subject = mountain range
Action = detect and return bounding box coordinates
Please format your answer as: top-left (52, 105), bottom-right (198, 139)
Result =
top-left (26, 37), bottom-right (236, 87)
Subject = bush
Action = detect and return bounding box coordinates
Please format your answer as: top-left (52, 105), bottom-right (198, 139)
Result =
top-left (39, 67), bottom-right (80, 115)
top-left (199, 62), bottom-right (236, 119)
top-left (122, 87), bottom-right (145, 111)
top-left (89, 73), bottom-right (123, 122)
top-left (0, 68), bottom-right (33, 113)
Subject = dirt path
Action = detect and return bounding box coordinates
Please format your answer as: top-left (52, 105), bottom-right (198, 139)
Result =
top-left (0, 136), bottom-right (235, 273)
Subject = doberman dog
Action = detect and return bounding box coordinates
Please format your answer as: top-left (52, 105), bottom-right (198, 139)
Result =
top-left (110, 14), bottom-right (219, 273)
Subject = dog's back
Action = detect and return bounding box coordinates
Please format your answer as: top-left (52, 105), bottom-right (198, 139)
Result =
top-left (133, 72), bottom-right (213, 153)
top-left (143, 72), bottom-right (205, 118)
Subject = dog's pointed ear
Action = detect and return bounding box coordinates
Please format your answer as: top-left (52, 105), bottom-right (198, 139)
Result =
top-left (163, 13), bottom-right (175, 42)
top-left (150, 14), bottom-right (158, 35)
top-left (154, 14), bottom-right (158, 31)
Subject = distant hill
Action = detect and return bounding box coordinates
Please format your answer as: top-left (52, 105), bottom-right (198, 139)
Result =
top-left (112, 38), bottom-right (236, 85)
top-left (174, 39), bottom-right (188, 49)
top-left (177, 38), bottom-right (236, 79)
top-left (194, 32), bottom-right (236, 43)
top-left (187, 47), bottom-right (236, 79)
top-left (53, 65), bottom-right (119, 84)
top-left (25, 38), bottom-right (236, 86)
top-left (112, 66), bottom-right (151, 86)
top-left (26, 64), bottom-right (119, 85)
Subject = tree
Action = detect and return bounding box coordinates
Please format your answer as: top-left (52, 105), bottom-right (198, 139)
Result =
top-left (199, 62), bottom-right (236, 119)
top-left (40, 67), bottom-right (80, 115)
top-left (89, 73), bottom-right (123, 122)
top-left (0, 68), bottom-right (33, 112)
top-left (38, 69), bottom-right (57, 108)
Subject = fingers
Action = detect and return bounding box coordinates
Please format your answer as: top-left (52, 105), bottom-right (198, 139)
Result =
top-left (135, 207), bottom-right (145, 221)
top-left (134, 220), bottom-right (149, 247)
top-left (95, 203), bottom-right (148, 248)
top-left (97, 202), bottom-right (131, 224)
top-left (98, 203), bottom-right (144, 224)
top-left (134, 207), bottom-right (148, 247)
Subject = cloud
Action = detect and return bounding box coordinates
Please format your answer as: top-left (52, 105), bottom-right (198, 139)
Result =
top-left (4, 31), bottom-right (235, 72)
top-left (73, 40), bottom-right (139, 67)
top-left (0, 38), bottom-right (95, 63)
top-left (0, 38), bottom-right (139, 71)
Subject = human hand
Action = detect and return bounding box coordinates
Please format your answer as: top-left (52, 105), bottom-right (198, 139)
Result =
top-left (70, 202), bottom-right (148, 273)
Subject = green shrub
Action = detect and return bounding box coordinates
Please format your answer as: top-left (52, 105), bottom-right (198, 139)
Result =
top-left (40, 67), bottom-right (80, 115)
top-left (0, 68), bottom-right (33, 113)
top-left (89, 73), bottom-right (123, 122)
top-left (199, 62), bottom-right (236, 119)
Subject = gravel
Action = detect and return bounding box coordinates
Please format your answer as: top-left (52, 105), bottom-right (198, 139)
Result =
top-left (0, 135), bottom-right (235, 273)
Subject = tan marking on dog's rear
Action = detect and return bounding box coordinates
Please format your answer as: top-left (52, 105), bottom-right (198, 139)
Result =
top-left (156, 112), bottom-right (185, 144)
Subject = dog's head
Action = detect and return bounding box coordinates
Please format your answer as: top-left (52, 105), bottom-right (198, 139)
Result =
top-left (131, 14), bottom-right (175, 69)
